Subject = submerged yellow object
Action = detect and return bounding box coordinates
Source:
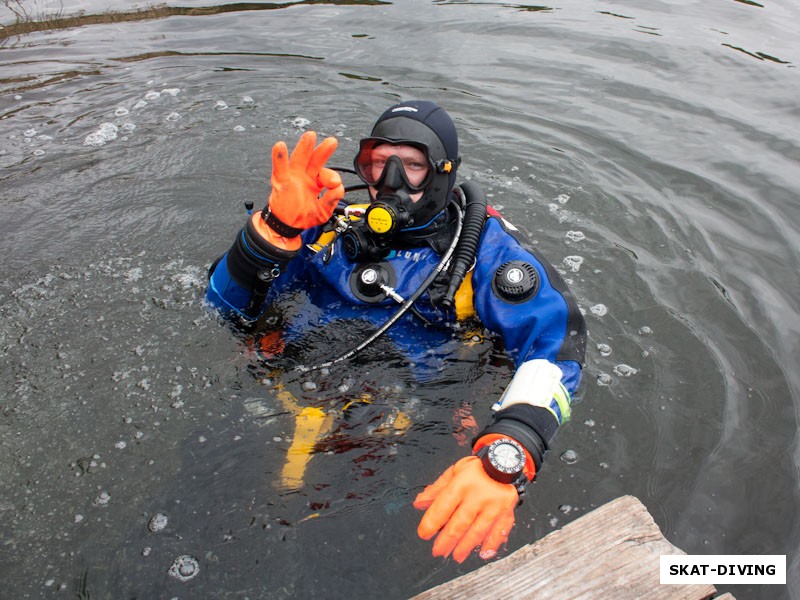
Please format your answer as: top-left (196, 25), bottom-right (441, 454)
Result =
top-left (280, 406), bottom-right (333, 490)
top-left (271, 382), bottom-right (334, 490)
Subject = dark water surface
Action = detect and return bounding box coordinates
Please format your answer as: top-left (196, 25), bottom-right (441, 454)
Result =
top-left (1, 1), bottom-right (799, 598)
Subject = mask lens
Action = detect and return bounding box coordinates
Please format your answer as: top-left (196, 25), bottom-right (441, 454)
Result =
top-left (354, 138), bottom-right (433, 192)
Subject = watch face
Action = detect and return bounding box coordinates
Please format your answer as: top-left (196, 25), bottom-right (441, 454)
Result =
top-left (489, 440), bottom-right (525, 474)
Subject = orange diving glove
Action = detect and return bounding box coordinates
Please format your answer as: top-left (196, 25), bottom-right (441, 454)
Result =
top-left (413, 456), bottom-right (520, 563)
top-left (257, 130), bottom-right (344, 251)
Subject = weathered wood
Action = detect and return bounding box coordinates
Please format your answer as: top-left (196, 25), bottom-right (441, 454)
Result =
top-left (412, 495), bottom-right (728, 600)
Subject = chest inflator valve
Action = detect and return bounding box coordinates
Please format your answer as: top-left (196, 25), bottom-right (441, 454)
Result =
top-left (350, 263), bottom-right (397, 303)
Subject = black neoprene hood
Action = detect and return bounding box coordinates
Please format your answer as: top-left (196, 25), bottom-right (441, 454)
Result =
top-left (365, 100), bottom-right (460, 226)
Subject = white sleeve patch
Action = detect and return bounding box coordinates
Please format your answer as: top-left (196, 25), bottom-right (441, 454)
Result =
top-left (500, 217), bottom-right (519, 232)
top-left (492, 359), bottom-right (563, 412)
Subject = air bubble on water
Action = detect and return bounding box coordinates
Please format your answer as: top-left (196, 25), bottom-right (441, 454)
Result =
top-left (556, 193), bottom-right (570, 204)
top-left (148, 512), bottom-right (168, 532)
top-left (301, 380), bottom-right (317, 392)
top-left (134, 100), bottom-right (148, 109)
top-left (214, 100), bottom-right (228, 110)
top-left (115, 107), bottom-right (129, 117)
top-left (24, 128), bottom-right (37, 137)
top-left (74, 514), bottom-right (84, 523)
top-left (115, 441), bottom-right (127, 450)
top-left (613, 364), bottom-right (638, 377)
top-left (121, 122), bottom-right (136, 132)
top-left (558, 504), bottom-right (573, 514)
top-left (590, 304), bottom-right (607, 317)
top-left (162, 88), bottom-right (180, 96)
top-left (142, 547), bottom-right (152, 557)
top-left (596, 373), bottom-right (612, 386)
top-left (166, 112), bottom-right (182, 122)
top-left (84, 123), bottom-right (119, 147)
top-left (234, 125), bottom-right (245, 132)
top-left (549, 516), bottom-right (559, 527)
top-left (638, 326), bottom-right (653, 336)
top-left (168, 555), bottom-right (200, 582)
top-left (563, 256), bottom-right (583, 272)
top-left (242, 95), bottom-right (254, 104)
top-left (292, 117), bottom-right (311, 129)
top-left (145, 91), bottom-right (161, 100)
top-left (565, 231), bottom-right (585, 242)
top-left (584, 419), bottom-right (595, 427)
top-left (599, 461), bottom-right (609, 469)
top-left (94, 491), bottom-right (111, 506)
top-left (33, 149), bottom-right (45, 156)
top-left (172, 269), bottom-right (205, 290)
top-left (596, 343), bottom-right (612, 357)
top-left (560, 449), bottom-right (579, 464)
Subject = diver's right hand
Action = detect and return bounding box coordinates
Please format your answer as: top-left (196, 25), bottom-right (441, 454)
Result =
top-left (258, 131), bottom-right (344, 250)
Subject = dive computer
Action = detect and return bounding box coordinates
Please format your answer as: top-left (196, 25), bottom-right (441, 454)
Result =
top-left (478, 437), bottom-right (527, 484)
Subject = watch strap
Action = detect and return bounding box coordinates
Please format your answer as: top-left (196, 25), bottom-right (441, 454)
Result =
top-left (263, 206), bottom-right (303, 239)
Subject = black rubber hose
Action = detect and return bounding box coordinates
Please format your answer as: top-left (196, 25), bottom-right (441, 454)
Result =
top-left (303, 199), bottom-right (464, 371)
top-left (440, 180), bottom-right (487, 308)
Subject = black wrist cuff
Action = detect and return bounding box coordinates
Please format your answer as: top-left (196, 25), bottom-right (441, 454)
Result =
top-left (225, 216), bottom-right (298, 292)
top-left (263, 206), bottom-right (303, 239)
top-left (494, 405), bottom-right (560, 446)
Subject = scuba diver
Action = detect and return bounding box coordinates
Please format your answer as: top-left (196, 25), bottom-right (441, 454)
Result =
top-left (205, 100), bottom-right (586, 564)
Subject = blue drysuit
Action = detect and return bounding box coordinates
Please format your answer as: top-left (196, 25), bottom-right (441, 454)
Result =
top-left (206, 203), bottom-right (586, 471)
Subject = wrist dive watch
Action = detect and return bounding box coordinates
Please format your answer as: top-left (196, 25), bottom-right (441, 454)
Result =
top-left (478, 437), bottom-right (527, 484)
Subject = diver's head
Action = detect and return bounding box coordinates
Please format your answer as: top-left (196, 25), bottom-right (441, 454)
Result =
top-left (354, 100), bottom-right (460, 231)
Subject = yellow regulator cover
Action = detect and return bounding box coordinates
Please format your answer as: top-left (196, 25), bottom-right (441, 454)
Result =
top-left (366, 206), bottom-right (395, 234)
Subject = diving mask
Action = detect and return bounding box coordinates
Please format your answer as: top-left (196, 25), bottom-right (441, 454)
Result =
top-left (354, 138), bottom-right (434, 193)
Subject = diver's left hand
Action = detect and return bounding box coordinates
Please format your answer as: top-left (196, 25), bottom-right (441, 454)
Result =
top-left (413, 456), bottom-right (518, 563)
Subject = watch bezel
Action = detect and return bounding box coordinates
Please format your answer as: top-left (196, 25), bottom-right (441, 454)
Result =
top-left (479, 437), bottom-right (527, 485)
top-left (488, 438), bottom-right (526, 474)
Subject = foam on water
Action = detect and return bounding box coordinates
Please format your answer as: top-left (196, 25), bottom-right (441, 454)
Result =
top-left (83, 122), bottom-right (118, 146)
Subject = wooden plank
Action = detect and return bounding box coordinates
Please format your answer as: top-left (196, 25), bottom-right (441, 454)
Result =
top-left (411, 495), bottom-right (726, 600)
